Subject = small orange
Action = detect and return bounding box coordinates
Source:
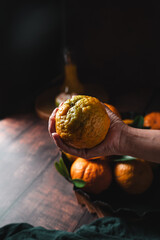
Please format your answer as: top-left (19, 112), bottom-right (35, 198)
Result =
top-left (144, 112), bottom-right (160, 129)
top-left (56, 95), bottom-right (110, 149)
top-left (114, 159), bottom-right (153, 194)
top-left (123, 119), bottom-right (134, 125)
top-left (70, 157), bottom-right (112, 194)
top-left (104, 103), bottom-right (121, 118)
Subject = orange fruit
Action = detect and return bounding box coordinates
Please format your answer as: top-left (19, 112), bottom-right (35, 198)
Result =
top-left (55, 95), bottom-right (110, 149)
top-left (114, 159), bottom-right (153, 194)
top-left (123, 119), bottom-right (134, 125)
top-left (70, 157), bottom-right (112, 194)
top-left (144, 112), bottom-right (160, 129)
top-left (104, 103), bottom-right (121, 118)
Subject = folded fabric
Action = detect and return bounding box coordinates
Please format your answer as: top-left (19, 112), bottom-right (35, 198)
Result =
top-left (0, 215), bottom-right (160, 240)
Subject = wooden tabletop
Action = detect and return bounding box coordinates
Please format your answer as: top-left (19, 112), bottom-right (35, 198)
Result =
top-left (0, 113), bottom-right (97, 231)
top-left (0, 86), bottom-right (159, 231)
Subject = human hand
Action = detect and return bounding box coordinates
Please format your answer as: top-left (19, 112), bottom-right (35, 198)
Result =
top-left (48, 104), bottom-right (126, 159)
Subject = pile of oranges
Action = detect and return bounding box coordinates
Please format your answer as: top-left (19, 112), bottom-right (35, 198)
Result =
top-left (67, 155), bottom-right (153, 195)
top-left (55, 95), bottom-right (159, 195)
top-left (123, 112), bottom-right (160, 129)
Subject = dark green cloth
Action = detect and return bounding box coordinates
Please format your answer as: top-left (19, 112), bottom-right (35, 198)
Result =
top-left (1, 216), bottom-right (160, 240)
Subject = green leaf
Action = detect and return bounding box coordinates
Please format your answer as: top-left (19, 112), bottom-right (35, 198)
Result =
top-left (55, 162), bottom-right (65, 176)
top-left (61, 152), bottom-right (72, 169)
top-left (55, 156), bottom-right (86, 188)
top-left (54, 157), bottom-right (70, 180)
top-left (131, 115), bottom-right (144, 129)
top-left (72, 179), bottom-right (86, 188)
top-left (59, 157), bottom-right (70, 178)
top-left (114, 155), bottom-right (136, 162)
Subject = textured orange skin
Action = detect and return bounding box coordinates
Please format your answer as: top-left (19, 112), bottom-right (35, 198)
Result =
top-left (104, 103), bottom-right (121, 119)
top-left (144, 112), bottom-right (160, 129)
top-left (114, 159), bottom-right (153, 194)
top-left (70, 157), bottom-right (112, 194)
top-left (56, 95), bottom-right (110, 149)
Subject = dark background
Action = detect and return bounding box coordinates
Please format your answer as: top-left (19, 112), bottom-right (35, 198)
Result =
top-left (1, 1), bottom-right (160, 117)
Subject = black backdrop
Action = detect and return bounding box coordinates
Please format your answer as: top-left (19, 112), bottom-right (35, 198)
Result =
top-left (65, 2), bottom-right (160, 89)
top-left (1, 1), bottom-right (160, 117)
top-left (1, 0), bottom-right (64, 116)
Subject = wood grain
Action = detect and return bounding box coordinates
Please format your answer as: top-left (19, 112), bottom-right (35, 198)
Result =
top-left (0, 113), bottom-right (96, 231)
top-left (0, 116), bottom-right (56, 220)
top-left (0, 162), bottom-right (93, 231)
top-left (0, 113), bottom-right (38, 149)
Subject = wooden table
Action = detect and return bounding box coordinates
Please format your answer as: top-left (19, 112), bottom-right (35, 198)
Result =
top-left (0, 86), bottom-right (159, 232)
top-left (0, 112), bottom-right (97, 231)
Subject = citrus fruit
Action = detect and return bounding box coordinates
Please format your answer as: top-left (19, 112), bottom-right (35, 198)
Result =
top-left (104, 103), bottom-right (121, 118)
top-left (114, 159), bottom-right (153, 194)
top-left (70, 157), bottom-right (112, 194)
top-left (144, 112), bottom-right (160, 129)
top-left (123, 119), bottom-right (134, 125)
top-left (55, 95), bottom-right (110, 149)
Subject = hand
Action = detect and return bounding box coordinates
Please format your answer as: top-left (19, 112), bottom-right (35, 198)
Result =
top-left (48, 104), bottom-right (126, 159)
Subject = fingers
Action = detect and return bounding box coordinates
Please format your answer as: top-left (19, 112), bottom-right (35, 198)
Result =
top-left (52, 133), bottom-right (79, 155)
top-left (103, 104), bottom-right (123, 128)
top-left (52, 132), bottom-right (105, 159)
top-left (48, 108), bottom-right (59, 136)
top-left (48, 102), bottom-right (64, 136)
top-left (84, 142), bottom-right (109, 159)
top-left (52, 133), bottom-right (89, 159)
top-left (103, 103), bottom-right (116, 118)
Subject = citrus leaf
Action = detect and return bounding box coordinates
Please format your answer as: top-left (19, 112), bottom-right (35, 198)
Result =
top-left (72, 179), bottom-right (86, 188)
top-left (59, 157), bottom-right (70, 178)
top-left (61, 152), bottom-right (72, 169)
top-left (55, 157), bottom-right (86, 188)
top-left (55, 162), bottom-right (66, 177)
top-left (54, 157), bottom-right (70, 180)
top-left (114, 155), bottom-right (136, 162)
top-left (131, 115), bottom-right (144, 129)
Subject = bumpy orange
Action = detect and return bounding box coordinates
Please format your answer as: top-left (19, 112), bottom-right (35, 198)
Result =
top-left (114, 159), bottom-right (153, 194)
top-left (104, 103), bottom-right (121, 118)
top-left (144, 112), bottom-right (160, 129)
top-left (70, 157), bottom-right (112, 194)
top-left (55, 95), bottom-right (110, 149)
